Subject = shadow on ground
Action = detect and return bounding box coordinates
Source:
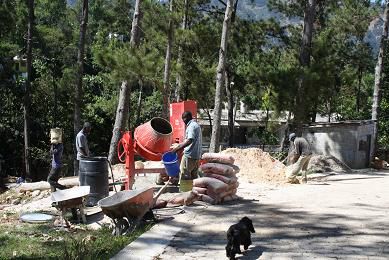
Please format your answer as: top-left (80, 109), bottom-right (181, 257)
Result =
top-left (160, 190), bottom-right (389, 259)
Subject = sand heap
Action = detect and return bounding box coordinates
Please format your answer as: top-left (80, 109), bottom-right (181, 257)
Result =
top-left (221, 148), bottom-right (287, 185)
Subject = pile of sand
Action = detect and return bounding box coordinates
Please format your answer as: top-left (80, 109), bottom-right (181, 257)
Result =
top-left (307, 155), bottom-right (351, 173)
top-left (221, 148), bottom-right (288, 185)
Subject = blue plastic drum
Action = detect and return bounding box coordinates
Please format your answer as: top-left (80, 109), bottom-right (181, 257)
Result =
top-left (162, 152), bottom-right (180, 177)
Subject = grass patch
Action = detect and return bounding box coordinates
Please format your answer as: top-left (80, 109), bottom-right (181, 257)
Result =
top-left (0, 221), bottom-right (152, 260)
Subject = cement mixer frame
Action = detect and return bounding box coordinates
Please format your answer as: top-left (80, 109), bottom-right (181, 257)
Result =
top-left (117, 131), bottom-right (166, 190)
top-left (117, 101), bottom-right (198, 190)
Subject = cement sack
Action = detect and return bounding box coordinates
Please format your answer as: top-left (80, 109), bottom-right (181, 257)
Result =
top-left (202, 153), bottom-right (235, 165)
top-left (222, 194), bottom-right (239, 202)
top-left (200, 163), bottom-right (236, 177)
top-left (193, 177), bottom-right (229, 193)
top-left (206, 182), bottom-right (237, 199)
top-left (203, 173), bottom-right (237, 184)
top-left (200, 194), bottom-right (219, 205)
top-left (192, 187), bottom-right (207, 194)
top-left (219, 188), bottom-right (237, 199)
top-left (168, 191), bottom-right (200, 206)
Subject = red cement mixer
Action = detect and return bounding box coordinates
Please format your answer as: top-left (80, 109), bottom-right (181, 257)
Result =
top-left (117, 117), bottom-right (173, 190)
top-left (117, 101), bottom-right (197, 190)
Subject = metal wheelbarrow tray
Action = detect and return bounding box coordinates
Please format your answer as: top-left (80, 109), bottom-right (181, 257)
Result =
top-left (98, 187), bottom-right (154, 235)
top-left (51, 186), bottom-right (90, 225)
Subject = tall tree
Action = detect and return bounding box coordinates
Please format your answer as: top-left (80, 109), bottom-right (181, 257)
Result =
top-left (108, 0), bottom-right (143, 164)
top-left (175, 0), bottom-right (189, 102)
top-left (372, 1), bottom-right (389, 156)
top-left (74, 0), bottom-right (88, 174)
top-left (294, 0), bottom-right (317, 128)
top-left (24, 0), bottom-right (34, 179)
top-left (225, 70), bottom-right (234, 147)
top-left (162, 0), bottom-right (174, 119)
top-left (209, 0), bottom-right (234, 152)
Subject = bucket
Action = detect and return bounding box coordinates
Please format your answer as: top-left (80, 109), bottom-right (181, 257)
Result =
top-left (79, 157), bottom-right (109, 206)
top-left (179, 179), bottom-right (193, 192)
top-left (134, 117), bottom-right (173, 161)
top-left (162, 152), bottom-right (180, 177)
top-left (50, 128), bottom-right (62, 144)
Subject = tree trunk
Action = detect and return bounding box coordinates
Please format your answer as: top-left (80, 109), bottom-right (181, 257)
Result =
top-left (23, 0), bottom-right (34, 179)
top-left (280, 111), bottom-right (292, 153)
top-left (209, 0), bottom-right (233, 153)
top-left (372, 1), bottom-right (389, 156)
top-left (135, 79), bottom-right (143, 126)
top-left (73, 0), bottom-right (88, 175)
top-left (356, 65), bottom-right (363, 113)
top-left (295, 0), bottom-right (316, 129)
top-left (225, 72), bottom-right (234, 148)
top-left (108, 81), bottom-right (130, 164)
top-left (53, 75), bottom-right (58, 126)
top-left (162, 0), bottom-right (174, 119)
top-left (130, 0), bottom-right (142, 47)
top-left (108, 0), bottom-right (142, 164)
top-left (175, 0), bottom-right (188, 102)
top-left (205, 108), bottom-right (213, 130)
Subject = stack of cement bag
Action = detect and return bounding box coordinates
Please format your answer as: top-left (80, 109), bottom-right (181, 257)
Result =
top-left (193, 153), bottom-right (239, 205)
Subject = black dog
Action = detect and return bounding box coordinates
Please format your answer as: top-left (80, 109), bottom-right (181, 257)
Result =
top-left (226, 216), bottom-right (255, 260)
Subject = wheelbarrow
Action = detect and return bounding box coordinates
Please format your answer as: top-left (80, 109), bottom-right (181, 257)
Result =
top-left (51, 186), bottom-right (90, 227)
top-left (98, 183), bottom-right (169, 235)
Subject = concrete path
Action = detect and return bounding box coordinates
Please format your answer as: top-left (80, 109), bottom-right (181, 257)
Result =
top-left (113, 170), bottom-right (389, 260)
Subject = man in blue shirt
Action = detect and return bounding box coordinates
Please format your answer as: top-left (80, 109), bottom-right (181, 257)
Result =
top-left (170, 111), bottom-right (202, 187)
top-left (47, 142), bottom-right (66, 191)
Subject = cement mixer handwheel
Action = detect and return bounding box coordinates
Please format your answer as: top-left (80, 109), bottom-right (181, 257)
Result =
top-left (117, 139), bottom-right (127, 163)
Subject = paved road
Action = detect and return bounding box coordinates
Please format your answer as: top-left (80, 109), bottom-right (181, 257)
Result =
top-left (114, 170), bottom-right (389, 260)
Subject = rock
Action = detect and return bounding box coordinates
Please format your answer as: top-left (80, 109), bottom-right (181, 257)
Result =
top-left (135, 161), bottom-right (145, 169)
top-left (31, 190), bottom-right (41, 197)
top-left (82, 235), bottom-right (96, 243)
top-left (12, 198), bottom-right (21, 205)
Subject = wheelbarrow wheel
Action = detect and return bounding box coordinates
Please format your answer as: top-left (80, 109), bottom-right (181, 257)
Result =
top-left (114, 218), bottom-right (129, 236)
top-left (126, 217), bottom-right (140, 234)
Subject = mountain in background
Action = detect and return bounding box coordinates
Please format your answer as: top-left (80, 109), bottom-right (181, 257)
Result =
top-left (66, 0), bottom-right (382, 55)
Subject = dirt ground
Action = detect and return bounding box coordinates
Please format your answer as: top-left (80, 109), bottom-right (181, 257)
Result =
top-left (116, 169), bottom-right (389, 259)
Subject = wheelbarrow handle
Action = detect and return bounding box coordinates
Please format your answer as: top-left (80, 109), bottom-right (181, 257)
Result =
top-left (152, 181), bottom-right (170, 206)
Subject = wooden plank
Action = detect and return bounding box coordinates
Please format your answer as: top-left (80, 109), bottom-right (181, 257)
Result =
top-left (134, 168), bottom-right (166, 174)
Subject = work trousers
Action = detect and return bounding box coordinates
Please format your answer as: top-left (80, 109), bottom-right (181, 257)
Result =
top-left (47, 167), bottom-right (66, 192)
top-left (179, 155), bottom-right (200, 182)
top-left (285, 154), bottom-right (312, 183)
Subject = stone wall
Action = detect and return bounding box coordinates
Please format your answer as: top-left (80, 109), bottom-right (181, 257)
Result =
top-left (302, 121), bottom-right (375, 169)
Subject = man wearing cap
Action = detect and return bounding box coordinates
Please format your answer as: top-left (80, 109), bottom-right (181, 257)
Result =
top-left (75, 122), bottom-right (92, 177)
top-left (286, 133), bottom-right (312, 183)
top-left (76, 122), bottom-right (91, 160)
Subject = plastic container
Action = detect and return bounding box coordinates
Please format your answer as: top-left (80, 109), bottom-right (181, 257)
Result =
top-left (179, 179), bottom-right (193, 192)
top-left (134, 117), bottom-right (173, 161)
top-left (50, 128), bottom-right (63, 144)
top-left (79, 156), bottom-right (109, 206)
top-left (162, 152), bottom-right (180, 177)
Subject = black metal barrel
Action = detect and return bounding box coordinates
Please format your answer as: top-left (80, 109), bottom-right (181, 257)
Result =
top-left (79, 157), bottom-right (109, 206)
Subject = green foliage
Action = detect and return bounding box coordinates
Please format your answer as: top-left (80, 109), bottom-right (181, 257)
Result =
top-left (0, 223), bottom-right (152, 259)
top-left (0, 0), bottom-right (387, 178)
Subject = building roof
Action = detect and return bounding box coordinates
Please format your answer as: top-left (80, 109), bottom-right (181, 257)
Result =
top-left (197, 109), bottom-right (339, 127)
